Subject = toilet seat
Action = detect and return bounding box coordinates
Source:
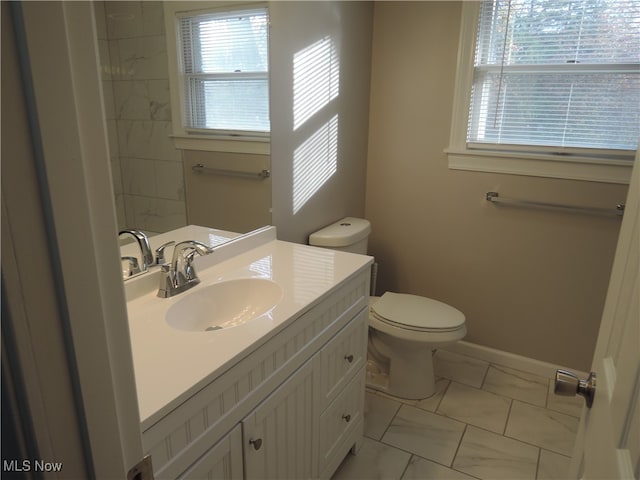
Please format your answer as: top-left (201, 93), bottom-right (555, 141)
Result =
top-left (371, 292), bottom-right (465, 333)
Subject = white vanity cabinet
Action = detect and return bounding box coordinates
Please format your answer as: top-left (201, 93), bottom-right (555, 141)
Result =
top-left (142, 268), bottom-right (371, 480)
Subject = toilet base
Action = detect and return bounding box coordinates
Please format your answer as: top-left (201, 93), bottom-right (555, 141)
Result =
top-left (365, 356), bottom-right (436, 399)
top-left (365, 358), bottom-right (389, 391)
top-left (366, 331), bottom-right (437, 400)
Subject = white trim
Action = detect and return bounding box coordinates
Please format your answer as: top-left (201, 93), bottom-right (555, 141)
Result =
top-left (446, 2), bottom-right (635, 185)
top-left (172, 135), bottom-right (271, 154)
top-left (443, 341), bottom-right (589, 380)
top-left (163, 1), bottom-right (270, 154)
top-left (447, 148), bottom-right (633, 184)
top-left (20, 2), bottom-right (144, 476)
top-left (448, 2), bottom-right (479, 152)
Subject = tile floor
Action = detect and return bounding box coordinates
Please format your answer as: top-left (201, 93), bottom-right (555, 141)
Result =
top-left (332, 349), bottom-right (583, 480)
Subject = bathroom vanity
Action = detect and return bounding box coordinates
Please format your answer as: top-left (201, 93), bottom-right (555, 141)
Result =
top-left (124, 226), bottom-right (373, 479)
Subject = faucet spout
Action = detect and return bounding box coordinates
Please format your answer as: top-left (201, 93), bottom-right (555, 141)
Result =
top-left (119, 229), bottom-right (153, 274)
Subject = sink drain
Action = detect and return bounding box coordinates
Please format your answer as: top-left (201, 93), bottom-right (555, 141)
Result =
top-left (205, 326), bottom-right (223, 332)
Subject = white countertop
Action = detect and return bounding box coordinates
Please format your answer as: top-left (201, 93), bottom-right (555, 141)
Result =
top-left (125, 226), bottom-right (372, 430)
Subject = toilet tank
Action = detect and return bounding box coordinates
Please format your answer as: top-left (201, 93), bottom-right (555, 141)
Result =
top-left (309, 217), bottom-right (371, 254)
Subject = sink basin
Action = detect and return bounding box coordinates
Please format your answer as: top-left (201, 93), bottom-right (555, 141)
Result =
top-left (166, 279), bottom-right (283, 332)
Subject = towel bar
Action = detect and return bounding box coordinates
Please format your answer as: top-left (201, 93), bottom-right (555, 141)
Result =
top-left (191, 163), bottom-right (270, 179)
top-left (486, 191), bottom-right (624, 217)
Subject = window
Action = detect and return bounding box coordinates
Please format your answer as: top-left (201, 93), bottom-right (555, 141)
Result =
top-left (165, 4), bottom-right (270, 153)
top-left (447, 0), bottom-right (640, 183)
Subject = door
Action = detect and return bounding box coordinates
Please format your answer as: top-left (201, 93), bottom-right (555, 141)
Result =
top-left (568, 152), bottom-right (640, 479)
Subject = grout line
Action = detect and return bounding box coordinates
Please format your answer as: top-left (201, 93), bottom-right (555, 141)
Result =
top-left (501, 428), bottom-right (573, 457)
top-left (378, 397), bottom-right (403, 442)
top-left (398, 454), bottom-right (413, 480)
top-left (480, 362), bottom-right (491, 388)
top-left (535, 447), bottom-right (542, 480)
top-left (451, 423), bottom-right (468, 468)
top-left (544, 377), bottom-right (550, 408)
top-left (539, 447), bottom-right (572, 460)
top-left (503, 398), bottom-right (514, 436)
top-left (433, 378), bottom-right (452, 413)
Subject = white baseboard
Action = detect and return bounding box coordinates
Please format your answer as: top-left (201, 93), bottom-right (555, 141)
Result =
top-left (443, 341), bottom-right (589, 380)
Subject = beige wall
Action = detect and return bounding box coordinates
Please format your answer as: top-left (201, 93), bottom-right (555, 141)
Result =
top-left (270, 1), bottom-right (373, 244)
top-left (183, 150), bottom-right (271, 233)
top-left (365, 2), bottom-right (629, 371)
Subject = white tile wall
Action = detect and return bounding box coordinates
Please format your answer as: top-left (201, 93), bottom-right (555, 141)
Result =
top-left (97, 1), bottom-right (186, 232)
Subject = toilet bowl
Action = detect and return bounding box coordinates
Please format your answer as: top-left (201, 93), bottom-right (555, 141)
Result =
top-left (309, 217), bottom-right (467, 400)
top-left (367, 293), bottom-right (466, 399)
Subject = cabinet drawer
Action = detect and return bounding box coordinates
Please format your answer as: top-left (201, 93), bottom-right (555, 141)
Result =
top-left (320, 307), bottom-right (368, 409)
top-left (318, 369), bottom-right (365, 475)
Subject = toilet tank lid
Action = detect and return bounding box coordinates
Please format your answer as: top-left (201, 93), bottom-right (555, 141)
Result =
top-left (309, 217), bottom-right (371, 247)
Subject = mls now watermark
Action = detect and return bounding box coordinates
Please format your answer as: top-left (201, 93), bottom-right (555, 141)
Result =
top-left (3, 459), bottom-right (63, 473)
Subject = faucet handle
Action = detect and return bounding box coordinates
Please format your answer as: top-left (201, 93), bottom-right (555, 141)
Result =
top-left (155, 241), bottom-right (176, 265)
top-left (121, 256), bottom-right (141, 279)
top-left (172, 240), bottom-right (213, 264)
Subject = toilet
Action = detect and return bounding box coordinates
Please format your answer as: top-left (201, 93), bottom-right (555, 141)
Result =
top-left (309, 217), bottom-right (466, 399)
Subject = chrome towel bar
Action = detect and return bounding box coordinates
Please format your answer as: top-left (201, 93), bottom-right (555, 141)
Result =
top-left (486, 191), bottom-right (624, 217)
top-left (191, 163), bottom-right (270, 179)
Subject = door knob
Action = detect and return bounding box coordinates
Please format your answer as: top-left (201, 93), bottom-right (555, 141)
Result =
top-left (554, 369), bottom-right (596, 408)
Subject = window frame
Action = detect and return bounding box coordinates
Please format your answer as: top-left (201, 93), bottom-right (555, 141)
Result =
top-left (446, 2), bottom-right (634, 184)
top-left (164, 1), bottom-right (270, 154)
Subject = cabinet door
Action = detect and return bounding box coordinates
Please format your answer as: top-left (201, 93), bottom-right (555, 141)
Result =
top-left (242, 356), bottom-right (320, 480)
top-left (178, 424), bottom-right (243, 480)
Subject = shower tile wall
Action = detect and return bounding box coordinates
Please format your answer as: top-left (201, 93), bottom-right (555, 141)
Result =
top-left (96, 1), bottom-right (186, 233)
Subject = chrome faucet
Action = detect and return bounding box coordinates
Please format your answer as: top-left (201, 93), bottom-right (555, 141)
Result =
top-left (157, 240), bottom-right (213, 298)
top-left (119, 229), bottom-right (154, 277)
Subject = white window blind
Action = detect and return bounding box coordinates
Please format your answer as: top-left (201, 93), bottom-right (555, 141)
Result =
top-left (178, 7), bottom-right (269, 135)
top-left (468, 0), bottom-right (640, 154)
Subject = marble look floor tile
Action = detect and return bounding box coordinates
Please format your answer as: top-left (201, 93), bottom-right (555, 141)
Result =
top-left (434, 350), bottom-right (489, 388)
top-left (453, 426), bottom-right (539, 480)
top-left (382, 405), bottom-right (466, 466)
top-left (437, 382), bottom-right (511, 434)
top-left (373, 378), bottom-right (450, 413)
top-left (537, 449), bottom-right (571, 480)
top-left (545, 382), bottom-right (583, 417)
top-left (365, 391), bottom-right (402, 440)
top-left (483, 365), bottom-right (549, 407)
top-left (414, 377), bottom-right (450, 412)
top-left (402, 456), bottom-right (476, 479)
top-left (331, 437), bottom-right (411, 480)
top-left (505, 401), bottom-right (578, 456)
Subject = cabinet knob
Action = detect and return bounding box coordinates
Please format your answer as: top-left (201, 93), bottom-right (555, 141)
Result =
top-left (342, 414), bottom-right (351, 423)
top-left (344, 354), bottom-right (354, 363)
top-left (249, 438), bottom-right (262, 450)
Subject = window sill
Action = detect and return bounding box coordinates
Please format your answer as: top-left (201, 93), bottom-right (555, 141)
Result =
top-left (171, 134), bottom-right (270, 155)
top-left (445, 147), bottom-right (633, 184)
